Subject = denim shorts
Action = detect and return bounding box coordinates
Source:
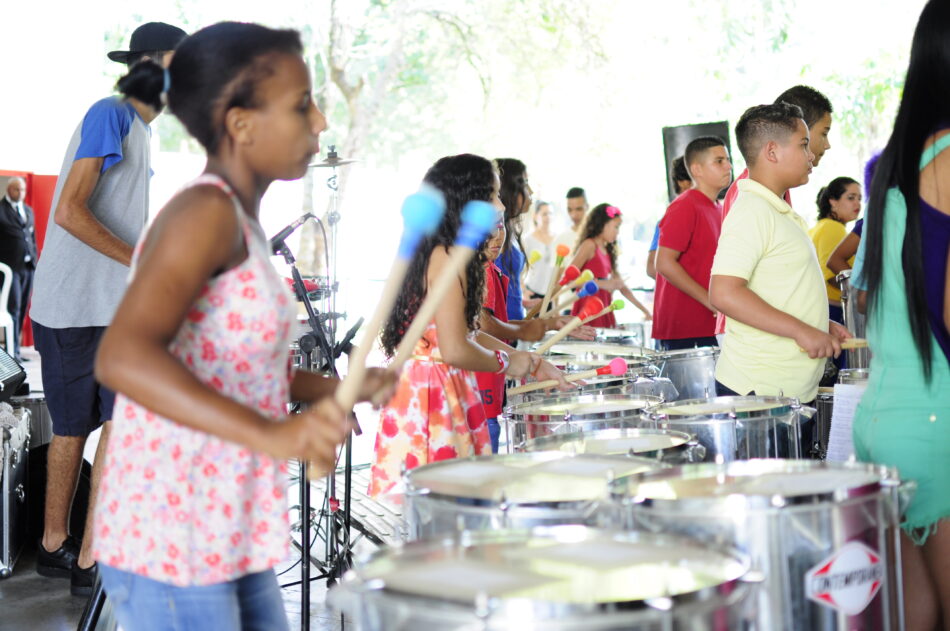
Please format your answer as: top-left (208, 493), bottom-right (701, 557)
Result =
top-left (33, 322), bottom-right (114, 436)
top-left (99, 564), bottom-right (289, 631)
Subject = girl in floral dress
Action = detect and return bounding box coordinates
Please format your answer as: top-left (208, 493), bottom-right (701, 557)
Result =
top-left (368, 154), bottom-right (570, 498)
top-left (91, 23), bottom-right (393, 630)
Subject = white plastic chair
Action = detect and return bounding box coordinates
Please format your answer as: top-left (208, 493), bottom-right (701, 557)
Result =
top-left (0, 262), bottom-right (16, 356)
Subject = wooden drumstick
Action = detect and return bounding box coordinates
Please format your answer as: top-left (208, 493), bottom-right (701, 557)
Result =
top-left (334, 186), bottom-right (446, 412)
top-left (798, 338), bottom-right (869, 352)
top-left (534, 297), bottom-right (605, 354)
top-left (507, 357), bottom-right (628, 395)
top-left (389, 200), bottom-right (498, 371)
top-left (580, 299), bottom-right (625, 326)
top-left (538, 244), bottom-right (572, 316)
top-left (544, 280), bottom-right (598, 319)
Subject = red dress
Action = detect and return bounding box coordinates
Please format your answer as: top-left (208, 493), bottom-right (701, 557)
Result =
top-left (572, 244), bottom-right (616, 328)
top-left (475, 262), bottom-right (509, 418)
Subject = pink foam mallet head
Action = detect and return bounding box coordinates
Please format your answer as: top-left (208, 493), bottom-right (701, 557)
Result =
top-left (559, 265), bottom-right (580, 285)
top-left (595, 357), bottom-right (628, 376)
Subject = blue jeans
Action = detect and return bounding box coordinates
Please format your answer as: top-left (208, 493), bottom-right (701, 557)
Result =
top-left (487, 417), bottom-right (500, 453)
top-left (99, 564), bottom-right (288, 631)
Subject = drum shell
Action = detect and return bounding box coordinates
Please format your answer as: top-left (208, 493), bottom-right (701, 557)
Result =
top-left (403, 453), bottom-right (664, 540)
top-left (594, 324), bottom-right (646, 347)
top-left (519, 427), bottom-right (706, 466)
top-left (605, 460), bottom-right (904, 631)
top-left (329, 526), bottom-right (758, 630)
top-left (637, 396), bottom-right (814, 462)
top-left (503, 394), bottom-right (662, 453)
top-left (816, 389), bottom-right (834, 459)
top-left (654, 347), bottom-right (719, 400)
top-left (838, 368), bottom-right (869, 385)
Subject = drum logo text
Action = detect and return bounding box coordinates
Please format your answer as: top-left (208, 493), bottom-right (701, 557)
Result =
top-left (805, 541), bottom-right (884, 615)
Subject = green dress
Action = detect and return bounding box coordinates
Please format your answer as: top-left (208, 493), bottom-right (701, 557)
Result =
top-left (852, 137), bottom-right (950, 543)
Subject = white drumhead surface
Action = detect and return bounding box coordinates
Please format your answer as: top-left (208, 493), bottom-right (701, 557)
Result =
top-left (547, 343), bottom-right (649, 357)
top-left (555, 434), bottom-right (686, 455)
top-left (631, 468), bottom-right (882, 499)
top-left (658, 400), bottom-right (784, 415)
top-left (524, 401), bottom-right (651, 415)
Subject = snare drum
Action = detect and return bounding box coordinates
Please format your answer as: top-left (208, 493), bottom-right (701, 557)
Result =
top-left (503, 394), bottom-right (661, 452)
top-left (654, 346), bottom-right (719, 400)
top-left (638, 395), bottom-right (816, 461)
top-left (595, 325), bottom-right (646, 347)
top-left (404, 452), bottom-right (662, 538)
top-left (521, 427), bottom-right (705, 464)
top-left (329, 526), bottom-right (756, 630)
top-left (606, 459), bottom-right (905, 630)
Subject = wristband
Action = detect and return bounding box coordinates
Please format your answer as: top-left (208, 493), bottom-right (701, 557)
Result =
top-left (494, 350), bottom-right (510, 374)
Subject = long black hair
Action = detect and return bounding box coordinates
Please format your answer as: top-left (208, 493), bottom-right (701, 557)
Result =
top-left (864, 0), bottom-right (950, 381)
top-left (496, 158), bottom-right (529, 255)
top-left (815, 176), bottom-right (859, 222)
top-left (576, 203), bottom-right (619, 272)
top-left (380, 154), bottom-right (494, 356)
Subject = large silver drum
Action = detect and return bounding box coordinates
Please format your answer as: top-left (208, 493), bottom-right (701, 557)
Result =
top-left (540, 341), bottom-right (657, 359)
top-left (816, 387), bottom-right (834, 459)
top-left (605, 459), bottom-right (905, 631)
top-left (503, 394), bottom-right (661, 452)
top-left (527, 354), bottom-right (677, 403)
top-left (521, 427), bottom-right (705, 465)
top-left (595, 325), bottom-right (646, 347)
top-left (329, 526), bottom-right (757, 630)
top-left (654, 347), bottom-right (719, 400)
top-left (638, 396), bottom-right (815, 461)
top-left (404, 452), bottom-right (661, 539)
top-left (837, 270), bottom-right (869, 369)
top-left (839, 368), bottom-right (869, 385)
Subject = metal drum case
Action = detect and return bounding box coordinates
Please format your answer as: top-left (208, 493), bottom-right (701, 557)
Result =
top-left (329, 526), bottom-right (757, 630)
top-left (403, 452), bottom-right (662, 539)
top-left (503, 394), bottom-right (661, 452)
top-left (1, 405), bottom-right (30, 577)
top-left (638, 396), bottom-right (815, 461)
top-left (520, 427), bottom-right (706, 465)
top-left (606, 459), bottom-right (905, 630)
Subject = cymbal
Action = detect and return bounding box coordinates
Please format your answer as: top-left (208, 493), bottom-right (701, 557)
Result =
top-left (309, 157), bottom-right (359, 168)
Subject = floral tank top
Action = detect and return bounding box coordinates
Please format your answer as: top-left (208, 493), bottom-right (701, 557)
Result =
top-left (93, 174), bottom-right (298, 586)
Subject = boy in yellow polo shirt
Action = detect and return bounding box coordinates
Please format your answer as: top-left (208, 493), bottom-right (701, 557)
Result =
top-left (710, 102), bottom-right (851, 408)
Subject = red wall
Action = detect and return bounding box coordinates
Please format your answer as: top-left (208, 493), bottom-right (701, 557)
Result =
top-left (0, 170), bottom-right (57, 348)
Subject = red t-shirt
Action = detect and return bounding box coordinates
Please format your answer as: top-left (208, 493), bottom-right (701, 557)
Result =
top-left (714, 169), bottom-right (794, 334)
top-left (475, 262), bottom-right (509, 417)
top-left (653, 189), bottom-right (722, 340)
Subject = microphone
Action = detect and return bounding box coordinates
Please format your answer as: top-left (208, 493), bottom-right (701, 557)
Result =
top-left (270, 213), bottom-right (316, 254)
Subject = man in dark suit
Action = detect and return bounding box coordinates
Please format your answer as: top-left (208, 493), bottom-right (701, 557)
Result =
top-left (0, 177), bottom-right (38, 361)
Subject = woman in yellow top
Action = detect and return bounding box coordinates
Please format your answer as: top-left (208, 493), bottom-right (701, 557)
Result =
top-left (808, 176), bottom-right (862, 324)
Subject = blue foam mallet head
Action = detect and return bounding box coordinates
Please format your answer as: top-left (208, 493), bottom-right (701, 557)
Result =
top-left (579, 280), bottom-right (598, 298)
top-left (456, 200), bottom-right (498, 249)
top-left (397, 184), bottom-right (446, 259)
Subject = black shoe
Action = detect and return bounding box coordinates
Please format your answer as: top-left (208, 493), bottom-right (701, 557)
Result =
top-left (71, 561), bottom-right (98, 598)
top-left (36, 536), bottom-right (80, 579)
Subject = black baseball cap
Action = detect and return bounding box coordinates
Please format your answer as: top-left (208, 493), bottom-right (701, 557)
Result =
top-left (107, 22), bottom-right (187, 63)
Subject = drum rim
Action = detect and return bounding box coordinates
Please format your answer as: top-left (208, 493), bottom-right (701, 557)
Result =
top-left (608, 458), bottom-right (899, 506)
top-left (344, 526), bottom-right (753, 613)
top-left (655, 346), bottom-right (720, 359)
top-left (505, 393), bottom-right (663, 422)
top-left (522, 427), bottom-right (695, 454)
top-left (405, 452), bottom-right (659, 504)
top-left (641, 395), bottom-right (803, 421)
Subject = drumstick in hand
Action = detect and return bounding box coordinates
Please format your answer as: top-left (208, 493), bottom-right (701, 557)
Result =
top-left (390, 200), bottom-right (498, 371)
top-left (798, 338), bottom-right (869, 353)
top-left (545, 280), bottom-right (598, 318)
top-left (551, 267), bottom-right (592, 302)
top-left (508, 357), bottom-right (628, 395)
top-left (534, 297), bottom-right (605, 354)
top-left (580, 299), bottom-right (625, 325)
top-left (334, 186), bottom-right (446, 413)
top-left (538, 244), bottom-right (572, 317)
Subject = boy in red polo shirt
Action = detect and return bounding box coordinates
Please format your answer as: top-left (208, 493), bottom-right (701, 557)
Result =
top-left (653, 136), bottom-right (733, 350)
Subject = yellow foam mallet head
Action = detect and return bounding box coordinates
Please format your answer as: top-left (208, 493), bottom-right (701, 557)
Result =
top-left (528, 250), bottom-right (542, 265)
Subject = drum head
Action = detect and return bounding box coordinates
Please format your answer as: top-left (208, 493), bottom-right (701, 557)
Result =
top-left (507, 394), bottom-right (661, 422)
top-left (347, 526), bottom-right (749, 607)
top-left (648, 395), bottom-right (796, 419)
top-left (544, 342), bottom-right (656, 358)
top-left (406, 452), bottom-right (660, 503)
top-left (524, 428), bottom-right (691, 456)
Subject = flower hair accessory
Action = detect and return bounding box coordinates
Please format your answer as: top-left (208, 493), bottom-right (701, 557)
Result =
top-left (605, 206), bottom-right (622, 218)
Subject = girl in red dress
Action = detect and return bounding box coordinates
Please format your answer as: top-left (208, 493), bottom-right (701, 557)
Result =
top-left (369, 154), bottom-right (569, 498)
top-left (569, 203), bottom-right (653, 327)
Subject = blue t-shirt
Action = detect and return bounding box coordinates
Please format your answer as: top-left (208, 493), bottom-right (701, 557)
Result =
top-left (648, 223), bottom-right (660, 252)
top-left (497, 244), bottom-right (526, 320)
top-left (851, 218), bottom-right (864, 237)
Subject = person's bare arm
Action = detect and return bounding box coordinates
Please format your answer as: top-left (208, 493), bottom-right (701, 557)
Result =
top-left (646, 249), bottom-right (657, 280)
top-left (54, 157), bottom-right (135, 266)
top-left (289, 368), bottom-right (398, 409)
top-left (709, 274), bottom-right (841, 358)
top-left (656, 246), bottom-right (716, 313)
top-left (567, 239), bottom-right (599, 285)
top-left (474, 331), bottom-right (571, 389)
top-left (826, 232), bottom-right (859, 278)
top-left (95, 185), bottom-right (346, 467)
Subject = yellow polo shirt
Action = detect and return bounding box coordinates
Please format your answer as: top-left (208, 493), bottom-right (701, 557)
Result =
top-left (807, 218), bottom-right (848, 303)
top-left (712, 179), bottom-right (829, 401)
